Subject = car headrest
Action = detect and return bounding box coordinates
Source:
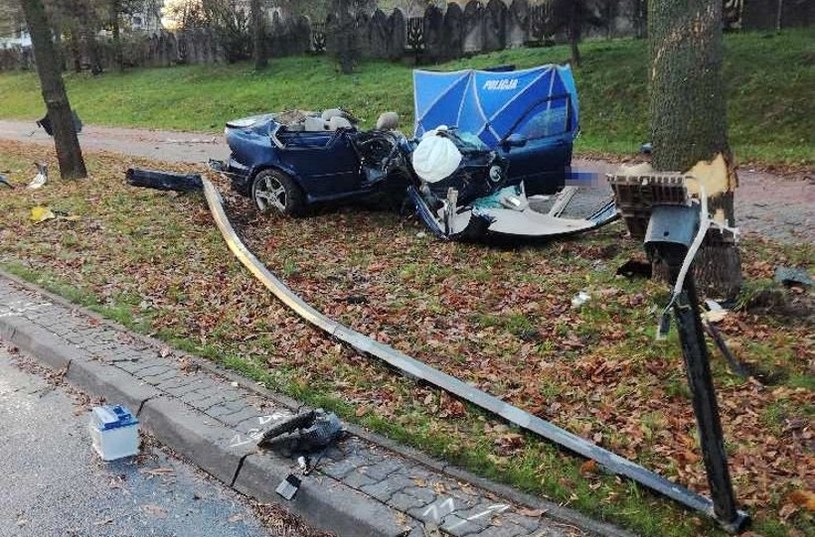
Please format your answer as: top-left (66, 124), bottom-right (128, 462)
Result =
top-left (328, 115), bottom-right (353, 130)
top-left (376, 112), bottom-right (400, 131)
top-left (304, 116), bottom-right (329, 131)
top-left (321, 108), bottom-right (342, 121)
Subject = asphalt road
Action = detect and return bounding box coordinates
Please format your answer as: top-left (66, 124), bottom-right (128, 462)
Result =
top-left (0, 343), bottom-right (321, 537)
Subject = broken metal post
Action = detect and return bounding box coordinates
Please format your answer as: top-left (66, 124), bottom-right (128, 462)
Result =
top-left (610, 172), bottom-right (750, 529)
top-left (672, 275), bottom-right (749, 533)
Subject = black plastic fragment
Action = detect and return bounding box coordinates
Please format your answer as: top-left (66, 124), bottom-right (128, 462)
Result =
top-left (37, 110), bottom-right (83, 136)
top-left (126, 168), bottom-right (203, 192)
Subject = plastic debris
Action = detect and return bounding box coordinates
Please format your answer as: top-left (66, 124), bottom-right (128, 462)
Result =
top-left (27, 163), bottom-right (47, 190)
top-left (36, 110), bottom-right (83, 136)
top-left (703, 299), bottom-right (729, 323)
top-left (30, 206), bottom-right (80, 224)
top-left (258, 408), bottom-right (343, 452)
top-left (571, 291), bottom-right (591, 309)
top-left (0, 173), bottom-right (12, 188)
top-left (774, 266), bottom-right (813, 288)
top-left (275, 474), bottom-right (301, 501)
top-left (126, 168), bottom-right (203, 192)
top-left (616, 259), bottom-right (652, 279)
top-left (30, 206), bottom-right (55, 223)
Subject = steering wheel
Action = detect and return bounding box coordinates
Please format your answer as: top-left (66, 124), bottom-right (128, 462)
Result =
top-left (357, 136), bottom-right (399, 167)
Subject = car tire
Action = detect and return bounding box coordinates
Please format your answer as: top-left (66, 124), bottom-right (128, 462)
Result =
top-left (251, 169), bottom-right (305, 216)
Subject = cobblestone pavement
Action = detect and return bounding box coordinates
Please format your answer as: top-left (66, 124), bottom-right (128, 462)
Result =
top-left (0, 275), bottom-right (614, 537)
top-left (0, 120), bottom-right (812, 243)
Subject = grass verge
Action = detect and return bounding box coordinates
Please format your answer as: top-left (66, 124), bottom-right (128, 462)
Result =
top-left (1, 140), bottom-right (813, 536)
top-left (0, 29), bottom-right (813, 167)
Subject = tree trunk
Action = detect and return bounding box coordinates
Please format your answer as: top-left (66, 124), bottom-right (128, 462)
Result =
top-left (251, 0), bottom-right (267, 70)
top-left (648, 0), bottom-right (742, 299)
top-left (19, 0), bottom-right (87, 179)
top-left (776, 0), bottom-right (783, 30)
top-left (568, 1), bottom-right (581, 67)
top-left (78, 0), bottom-right (102, 74)
top-left (67, 25), bottom-right (83, 73)
top-left (110, 0), bottom-right (123, 71)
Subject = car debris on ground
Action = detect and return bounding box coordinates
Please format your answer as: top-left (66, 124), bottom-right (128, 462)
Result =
top-left (27, 162), bottom-right (47, 190)
top-left (774, 266), bottom-right (814, 288)
top-left (36, 110), bottom-right (83, 136)
top-left (29, 206), bottom-right (80, 224)
top-left (126, 168), bottom-right (204, 192)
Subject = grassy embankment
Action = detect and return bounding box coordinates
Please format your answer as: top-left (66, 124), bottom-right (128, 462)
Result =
top-left (0, 29), bottom-right (813, 167)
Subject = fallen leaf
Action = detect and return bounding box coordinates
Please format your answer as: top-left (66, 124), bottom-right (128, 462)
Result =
top-left (141, 504), bottom-right (168, 518)
top-left (788, 490), bottom-right (815, 512)
top-left (779, 503), bottom-right (799, 520)
top-left (516, 507), bottom-right (545, 517)
top-left (355, 406), bottom-right (368, 417)
top-left (580, 459), bottom-right (598, 475)
top-left (228, 514), bottom-right (244, 523)
top-left (141, 467), bottom-right (175, 478)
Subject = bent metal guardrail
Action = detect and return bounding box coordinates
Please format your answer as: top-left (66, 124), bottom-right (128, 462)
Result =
top-left (201, 178), bottom-right (748, 529)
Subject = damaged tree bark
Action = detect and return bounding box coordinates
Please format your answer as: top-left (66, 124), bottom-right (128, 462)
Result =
top-left (649, 0), bottom-right (742, 298)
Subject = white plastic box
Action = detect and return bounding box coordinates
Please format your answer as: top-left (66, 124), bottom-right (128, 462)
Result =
top-left (89, 405), bottom-right (140, 461)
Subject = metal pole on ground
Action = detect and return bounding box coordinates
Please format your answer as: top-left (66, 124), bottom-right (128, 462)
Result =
top-left (672, 274), bottom-right (749, 533)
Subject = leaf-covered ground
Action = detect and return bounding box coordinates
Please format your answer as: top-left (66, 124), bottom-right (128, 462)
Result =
top-left (0, 141), bottom-right (813, 536)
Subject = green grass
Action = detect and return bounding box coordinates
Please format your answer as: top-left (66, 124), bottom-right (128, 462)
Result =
top-left (0, 29), bottom-right (813, 166)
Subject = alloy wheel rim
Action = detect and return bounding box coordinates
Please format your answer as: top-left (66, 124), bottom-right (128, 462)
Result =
top-left (255, 175), bottom-right (286, 212)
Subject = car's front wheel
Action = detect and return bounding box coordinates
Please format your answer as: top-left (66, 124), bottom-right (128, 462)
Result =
top-left (251, 169), bottom-right (304, 216)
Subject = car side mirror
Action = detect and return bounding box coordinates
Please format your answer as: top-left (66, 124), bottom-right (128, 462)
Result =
top-left (502, 133), bottom-right (527, 149)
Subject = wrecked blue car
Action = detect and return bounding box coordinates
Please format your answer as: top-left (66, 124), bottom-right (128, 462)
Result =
top-left (212, 110), bottom-right (509, 216)
top-left (212, 64), bottom-right (616, 240)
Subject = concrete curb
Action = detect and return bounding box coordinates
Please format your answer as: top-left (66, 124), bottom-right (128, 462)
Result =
top-left (234, 453), bottom-right (411, 537)
top-left (0, 316), bottom-right (411, 537)
top-left (0, 269), bottom-right (636, 537)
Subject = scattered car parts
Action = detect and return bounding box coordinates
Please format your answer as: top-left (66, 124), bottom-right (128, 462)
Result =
top-left (200, 176), bottom-right (735, 525)
top-left (258, 409), bottom-right (343, 452)
top-left (126, 168), bottom-right (204, 192)
top-left (27, 162), bottom-right (47, 190)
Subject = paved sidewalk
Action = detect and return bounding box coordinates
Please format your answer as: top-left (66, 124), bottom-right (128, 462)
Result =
top-left (0, 273), bottom-right (629, 537)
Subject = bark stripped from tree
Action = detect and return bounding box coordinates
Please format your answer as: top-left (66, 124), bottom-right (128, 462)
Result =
top-left (20, 0), bottom-right (87, 179)
top-left (649, 0), bottom-right (742, 298)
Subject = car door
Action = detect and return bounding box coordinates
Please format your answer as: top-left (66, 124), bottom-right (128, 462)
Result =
top-left (273, 128), bottom-right (363, 200)
top-left (499, 96), bottom-right (574, 195)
